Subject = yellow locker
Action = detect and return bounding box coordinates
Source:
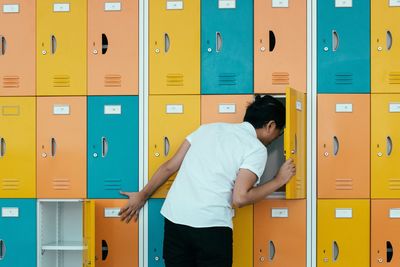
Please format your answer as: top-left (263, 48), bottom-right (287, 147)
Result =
top-left (149, 95), bottom-right (200, 197)
top-left (84, 200), bottom-right (96, 267)
top-left (371, 94), bottom-right (400, 198)
top-left (0, 97), bottom-right (35, 198)
top-left (317, 199), bottom-right (370, 267)
top-left (37, 0), bottom-right (87, 96)
top-left (232, 205), bottom-right (253, 267)
top-left (149, 0), bottom-right (200, 95)
top-left (284, 88), bottom-right (307, 199)
top-left (371, 0), bottom-right (400, 93)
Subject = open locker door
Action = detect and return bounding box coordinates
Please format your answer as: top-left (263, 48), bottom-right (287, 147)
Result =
top-left (284, 87), bottom-right (306, 199)
top-left (83, 200), bottom-right (96, 267)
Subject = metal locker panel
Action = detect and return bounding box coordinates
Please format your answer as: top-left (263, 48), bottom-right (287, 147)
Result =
top-left (371, 94), bottom-right (400, 198)
top-left (254, 0), bottom-right (306, 94)
top-left (317, 199), bottom-right (370, 267)
top-left (254, 199), bottom-right (306, 267)
top-left (317, 0), bottom-right (370, 93)
top-left (371, 200), bottom-right (400, 266)
top-left (317, 94), bottom-right (370, 198)
top-left (37, 0), bottom-right (87, 96)
top-left (0, 97), bottom-right (36, 198)
top-left (285, 88), bottom-right (306, 199)
top-left (0, 1), bottom-right (35, 96)
top-left (149, 0), bottom-right (200, 95)
top-left (201, 0), bottom-right (253, 94)
top-left (149, 95), bottom-right (200, 198)
top-left (88, 0), bottom-right (138, 95)
top-left (37, 97), bottom-right (87, 198)
top-left (232, 205), bottom-right (253, 267)
top-left (95, 200), bottom-right (138, 267)
top-left (371, 0), bottom-right (400, 93)
top-left (88, 96), bottom-right (139, 198)
top-left (148, 199), bottom-right (165, 267)
top-left (84, 200), bottom-right (95, 267)
top-left (0, 199), bottom-right (36, 267)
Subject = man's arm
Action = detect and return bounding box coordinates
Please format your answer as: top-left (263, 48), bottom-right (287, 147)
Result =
top-left (119, 140), bottom-right (191, 223)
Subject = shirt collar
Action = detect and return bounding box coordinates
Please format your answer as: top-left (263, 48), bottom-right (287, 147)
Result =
top-left (241, 122), bottom-right (257, 138)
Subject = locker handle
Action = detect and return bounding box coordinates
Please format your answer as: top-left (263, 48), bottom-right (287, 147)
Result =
top-left (387, 31), bottom-right (392, 51)
top-left (164, 137), bottom-right (170, 157)
top-left (268, 240), bottom-right (275, 261)
top-left (333, 241), bottom-right (339, 261)
top-left (332, 30), bottom-right (339, 52)
top-left (216, 32), bottom-right (222, 52)
top-left (269, 31), bottom-right (276, 52)
top-left (0, 36), bottom-right (6, 55)
top-left (291, 134), bottom-right (297, 155)
top-left (0, 138), bottom-right (5, 157)
top-left (51, 35), bottom-right (57, 54)
top-left (102, 33), bottom-right (108, 54)
top-left (387, 136), bottom-right (393, 156)
top-left (101, 240), bottom-right (108, 261)
top-left (0, 240), bottom-right (5, 260)
top-left (164, 33), bottom-right (170, 53)
top-left (333, 136), bottom-right (339, 156)
top-left (387, 241), bottom-right (393, 262)
top-left (51, 138), bottom-right (57, 157)
top-left (102, 137), bottom-right (108, 158)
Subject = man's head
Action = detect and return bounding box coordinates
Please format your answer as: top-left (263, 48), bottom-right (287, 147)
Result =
top-left (243, 95), bottom-right (285, 145)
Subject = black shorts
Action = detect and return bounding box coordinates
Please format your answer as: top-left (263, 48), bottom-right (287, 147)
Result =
top-left (163, 218), bottom-right (233, 267)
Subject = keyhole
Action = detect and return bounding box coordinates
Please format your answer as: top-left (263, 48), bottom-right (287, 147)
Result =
top-left (377, 144), bottom-right (380, 148)
top-left (323, 144), bottom-right (326, 148)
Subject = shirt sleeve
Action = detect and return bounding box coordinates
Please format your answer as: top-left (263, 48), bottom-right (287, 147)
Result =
top-left (185, 125), bottom-right (202, 144)
top-left (240, 147), bottom-right (268, 184)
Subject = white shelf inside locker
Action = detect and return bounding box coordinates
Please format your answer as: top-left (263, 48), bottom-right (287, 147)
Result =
top-left (41, 241), bottom-right (87, 251)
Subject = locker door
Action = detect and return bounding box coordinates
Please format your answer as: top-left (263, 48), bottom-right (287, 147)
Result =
top-left (0, 1), bottom-right (35, 96)
top-left (371, 95), bottom-right (400, 198)
top-left (37, 97), bottom-right (87, 198)
top-left (84, 200), bottom-right (95, 267)
top-left (201, 0), bottom-right (253, 94)
top-left (88, 0), bottom-right (138, 95)
top-left (254, 0), bottom-right (306, 94)
top-left (254, 199), bottom-right (306, 267)
top-left (371, 200), bottom-right (400, 266)
top-left (317, 0), bottom-right (370, 93)
top-left (232, 206), bottom-right (253, 267)
top-left (285, 88), bottom-right (306, 199)
top-left (149, 95), bottom-right (200, 198)
top-left (0, 97), bottom-right (35, 198)
top-left (37, 0), bottom-right (87, 96)
top-left (95, 200), bottom-right (138, 267)
top-left (88, 96), bottom-right (139, 199)
top-left (317, 94), bottom-right (370, 198)
top-left (148, 199), bottom-right (165, 267)
top-left (371, 0), bottom-right (400, 93)
top-left (149, 0), bottom-right (200, 95)
top-left (0, 199), bottom-right (36, 267)
top-left (317, 199), bottom-right (370, 267)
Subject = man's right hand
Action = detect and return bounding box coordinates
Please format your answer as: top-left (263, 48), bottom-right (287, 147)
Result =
top-left (119, 191), bottom-right (148, 223)
top-left (276, 159), bottom-right (296, 186)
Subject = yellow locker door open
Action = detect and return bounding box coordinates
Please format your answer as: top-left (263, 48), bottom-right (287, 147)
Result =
top-left (84, 200), bottom-right (96, 267)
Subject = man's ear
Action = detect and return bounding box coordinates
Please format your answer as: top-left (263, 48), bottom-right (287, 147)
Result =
top-left (265, 121), bottom-right (276, 132)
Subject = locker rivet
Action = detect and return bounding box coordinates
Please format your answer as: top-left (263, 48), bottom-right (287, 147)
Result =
top-left (155, 48), bottom-right (160, 53)
top-left (260, 256), bottom-right (265, 262)
top-left (93, 49), bottom-right (98, 54)
top-left (324, 152), bottom-right (329, 157)
top-left (378, 258), bottom-right (383, 263)
top-left (323, 47), bottom-right (328, 52)
top-left (155, 256), bottom-right (160, 261)
top-left (291, 150), bottom-right (295, 154)
top-left (260, 47), bottom-right (266, 52)
top-left (377, 152), bottom-right (383, 157)
top-left (208, 48), bottom-right (212, 52)
top-left (378, 47), bottom-right (382, 51)
top-left (41, 152), bottom-right (47, 158)
top-left (93, 153), bottom-right (98, 158)
top-left (155, 152), bottom-right (160, 157)
top-left (42, 50), bottom-right (47, 55)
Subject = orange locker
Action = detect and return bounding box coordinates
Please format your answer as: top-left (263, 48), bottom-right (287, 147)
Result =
top-left (254, 199), bottom-right (306, 267)
top-left (317, 94), bottom-right (370, 198)
top-left (88, 0), bottom-right (138, 95)
top-left (254, 0), bottom-right (306, 94)
top-left (0, 1), bottom-right (35, 96)
top-left (95, 199), bottom-right (138, 267)
top-left (37, 97), bottom-right (86, 198)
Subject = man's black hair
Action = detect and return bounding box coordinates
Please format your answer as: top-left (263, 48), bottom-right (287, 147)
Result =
top-left (243, 95), bottom-right (286, 129)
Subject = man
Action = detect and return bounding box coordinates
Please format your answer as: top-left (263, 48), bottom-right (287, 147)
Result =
top-left (119, 95), bottom-right (296, 267)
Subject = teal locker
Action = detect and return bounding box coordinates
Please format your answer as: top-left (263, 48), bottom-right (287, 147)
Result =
top-left (148, 199), bottom-right (165, 267)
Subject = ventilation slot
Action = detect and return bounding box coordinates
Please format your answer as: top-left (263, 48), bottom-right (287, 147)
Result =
top-left (166, 74), bottom-right (184, 87)
top-left (103, 179), bottom-right (122, 191)
top-left (335, 179), bottom-right (353, 190)
top-left (218, 73), bottom-right (237, 86)
top-left (2, 76), bottom-right (19, 88)
top-left (272, 72), bottom-right (289, 85)
top-left (52, 179), bottom-right (71, 190)
top-left (104, 75), bottom-right (122, 87)
top-left (389, 72), bottom-right (400, 84)
top-left (389, 179), bottom-right (400, 190)
top-left (335, 73), bottom-right (353, 84)
top-left (53, 75), bottom-right (70, 87)
top-left (1, 178), bottom-right (20, 191)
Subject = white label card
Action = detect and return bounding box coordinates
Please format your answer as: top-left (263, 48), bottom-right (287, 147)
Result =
top-left (335, 103), bottom-right (353, 113)
top-left (104, 208), bottom-right (121, 218)
top-left (219, 0), bottom-right (236, 9)
top-left (3, 4), bottom-right (19, 13)
top-left (390, 0), bottom-right (400, 7)
top-left (272, 0), bottom-right (289, 8)
top-left (167, 1), bottom-right (183, 10)
top-left (335, 0), bottom-right (352, 7)
top-left (271, 208), bottom-right (289, 218)
top-left (104, 2), bottom-right (121, 11)
top-left (389, 208), bottom-right (400, 218)
top-left (335, 208), bottom-right (352, 218)
top-left (104, 105), bottom-right (122, 115)
top-left (53, 3), bottom-right (70, 12)
top-left (296, 100), bottom-right (302, 111)
top-left (53, 105), bottom-right (70, 115)
top-left (389, 103), bottom-right (400, 113)
top-left (1, 207), bottom-right (19, 218)
top-left (166, 104), bottom-right (183, 114)
top-left (218, 104), bottom-right (236, 114)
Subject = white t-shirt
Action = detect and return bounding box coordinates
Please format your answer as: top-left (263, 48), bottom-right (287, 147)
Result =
top-left (160, 122), bottom-right (268, 229)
